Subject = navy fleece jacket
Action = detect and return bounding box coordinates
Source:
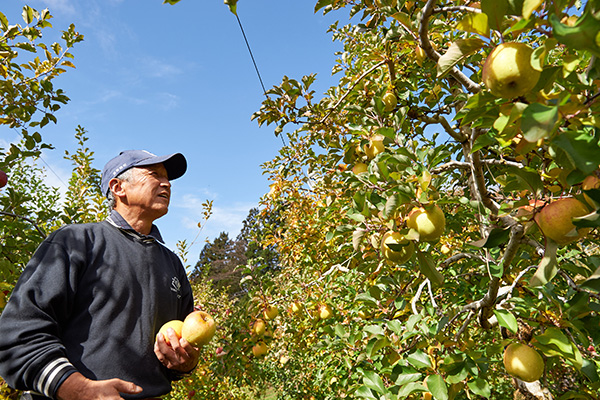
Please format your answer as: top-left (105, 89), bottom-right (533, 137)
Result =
top-left (0, 212), bottom-right (194, 399)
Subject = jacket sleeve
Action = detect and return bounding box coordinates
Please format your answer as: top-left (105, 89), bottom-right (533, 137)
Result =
top-left (0, 229), bottom-right (80, 398)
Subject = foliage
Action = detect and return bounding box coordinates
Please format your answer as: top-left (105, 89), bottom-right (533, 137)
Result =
top-left (215, 0), bottom-right (600, 399)
top-left (0, 6), bottom-right (83, 163)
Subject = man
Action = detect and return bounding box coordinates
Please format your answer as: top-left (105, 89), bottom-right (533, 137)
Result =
top-left (0, 150), bottom-right (199, 399)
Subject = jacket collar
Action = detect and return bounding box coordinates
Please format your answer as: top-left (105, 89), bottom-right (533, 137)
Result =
top-left (106, 210), bottom-right (165, 243)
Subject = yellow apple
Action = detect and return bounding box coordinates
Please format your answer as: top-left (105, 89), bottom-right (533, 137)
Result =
top-left (406, 205), bottom-right (446, 242)
top-left (364, 134), bottom-right (385, 159)
top-left (534, 197), bottom-right (590, 245)
top-left (279, 354), bottom-right (290, 365)
top-left (482, 42), bottom-right (541, 99)
top-left (382, 91), bottom-right (397, 112)
top-left (290, 301), bottom-right (303, 315)
top-left (503, 343), bottom-right (545, 382)
top-left (252, 318), bottom-right (266, 336)
top-left (252, 341), bottom-right (268, 357)
top-left (352, 162), bottom-right (368, 175)
top-left (158, 319), bottom-right (184, 346)
top-left (380, 231), bottom-right (415, 264)
top-left (318, 303), bottom-right (334, 320)
top-left (263, 304), bottom-right (279, 320)
top-left (181, 310), bottom-right (217, 347)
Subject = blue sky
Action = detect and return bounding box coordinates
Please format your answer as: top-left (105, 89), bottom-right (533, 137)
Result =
top-left (1, 0), bottom-right (344, 259)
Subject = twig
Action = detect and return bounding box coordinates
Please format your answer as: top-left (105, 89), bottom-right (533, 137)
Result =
top-left (319, 60), bottom-right (388, 124)
top-left (559, 270), bottom-right (600, 301)
top-left (411, 279), bottom-right (429, 314)
top-left (433, 6), bottom-right (481, 14)
top-left (418, 0), bottom-right (481, 94)
top-left (0, 210), bottom-right (47, 238)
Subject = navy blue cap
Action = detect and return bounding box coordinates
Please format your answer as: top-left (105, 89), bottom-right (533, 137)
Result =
top-left (101, 150), bottom-right (187, 197)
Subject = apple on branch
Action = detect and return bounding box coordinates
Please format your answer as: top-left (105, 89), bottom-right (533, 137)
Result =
top-left (380, 231), bottom-right (415, 264)
top-left (252, 341), bottom-right (268, 357)
top-left (503, 343), bottom-right (545, 382)
top-left (0, 170), bottom-right (7, 189)
top-left (534, 197), bottom-right (590, 245)
top-left (482, 42), bottom-right (541, 99)
top-left (364, 134), bottom-right (385, 159)
top-left (406, 204), bottom-right (446, 242)
top-left (263, 304), bottom-right (279, 320)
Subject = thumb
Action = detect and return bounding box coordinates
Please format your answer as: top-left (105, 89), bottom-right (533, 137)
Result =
top-left (111, 378), bottom-right (143, 395)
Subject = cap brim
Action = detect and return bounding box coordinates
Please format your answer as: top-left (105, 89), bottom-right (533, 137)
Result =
top-left (135, 153), bottom-right (187, 181)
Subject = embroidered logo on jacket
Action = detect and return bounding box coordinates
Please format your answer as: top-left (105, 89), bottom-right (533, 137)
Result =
top-left (171, 277), bottom-right (182, 299)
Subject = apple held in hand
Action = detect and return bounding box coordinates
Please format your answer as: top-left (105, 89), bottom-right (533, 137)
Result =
top-left (503, 343), bottom-right (545, 382)
top-left (181, 310), bottom-right (216, 347)
top-left (158, 319), bottom-right (184, 346)
top-left (482, 42), bottom-right (541, 99)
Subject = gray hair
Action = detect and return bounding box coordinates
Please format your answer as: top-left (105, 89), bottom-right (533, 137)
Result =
top-left (106, 168), bottom-right (134, 209)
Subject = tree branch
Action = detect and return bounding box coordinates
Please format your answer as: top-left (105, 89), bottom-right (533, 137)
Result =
top-left (418, 0), bottom-right (481, 94)
top-left (319, 60), bottom-right (387, 124)
top-left (0, 211), bottom-right (47, 238)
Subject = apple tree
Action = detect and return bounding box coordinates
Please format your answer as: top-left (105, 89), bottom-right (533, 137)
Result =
top-left (218, 0), bottom-right (600, 399)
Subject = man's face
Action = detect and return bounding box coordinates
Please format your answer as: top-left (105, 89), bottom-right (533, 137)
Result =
top-left (121, 163), bottom-right (171, 220)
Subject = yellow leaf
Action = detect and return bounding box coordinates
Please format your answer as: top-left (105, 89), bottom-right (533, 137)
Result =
top-left (456, 13), bottom-right (489, 37)
top-left (523, 0), bottom-right (543, 19)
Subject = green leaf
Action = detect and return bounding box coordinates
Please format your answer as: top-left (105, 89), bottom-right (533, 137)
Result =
top-left (224, 0), bottom-right (238, 15)
top-left (362, 371), bottom-right (386, 394)
top-left (162, 0), bottom-right (182, 4)
top-left (407, 349), bottom-right (432, 369)
top-left (354, 385), bottom-right (378, 400)
top-left (529, 240), bottom-right (558, 287)
top-left (534, 327), bottom-right (583, 369)
top-left (426, 374), bottom-right (448, 400)
top-left (394, 366), bottom-right (422, 385)
top-left (494, 309), bottom-right (518, 333)
top-left (550, 7), bottom-right (600, 58)
top-left (467, 378), bottom-right (492, 398)
top-left (551, 129), bottom-right (600, 176)
top-left (353, 228), bottom-right (366, 251)
top-left (481, 0), bottom-right (508, 31)
top-left (437, 38), bottom-right (486, 78)
top-left (22, 6), bottom-right (34, 24)
top-left (521, 103), bottom-right (559, 142)
top-left (581, 265), bottom-right (600, 293)
top-left (416, 250), bottom-right (444, 287)
top-left (315, 0), bottom-right (334, 13)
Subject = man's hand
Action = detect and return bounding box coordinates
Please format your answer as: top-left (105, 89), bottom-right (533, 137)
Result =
top-left (154, 328), bottom-right (200, 373)
top-left (56, 372), bottom-right (142, 400)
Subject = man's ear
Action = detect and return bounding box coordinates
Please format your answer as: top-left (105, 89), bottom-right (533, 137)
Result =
top-left (109, 178), bottom-right (126, 198)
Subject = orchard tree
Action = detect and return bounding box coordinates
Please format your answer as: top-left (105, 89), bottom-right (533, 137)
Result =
top-left (0, 6), bottom-right (83, 162)
top-left (224, 0), bottom-right (600, 399)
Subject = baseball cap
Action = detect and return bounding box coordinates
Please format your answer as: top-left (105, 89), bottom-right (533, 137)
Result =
top-left (101, 150), bottom-right (187, 197)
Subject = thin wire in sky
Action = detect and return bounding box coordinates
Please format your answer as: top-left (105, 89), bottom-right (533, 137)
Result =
top-left (234, 12), bottom-right (287, 147)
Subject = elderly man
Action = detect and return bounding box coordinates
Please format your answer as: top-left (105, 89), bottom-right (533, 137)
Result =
top-left (0, 150), bottom-right (199, 400)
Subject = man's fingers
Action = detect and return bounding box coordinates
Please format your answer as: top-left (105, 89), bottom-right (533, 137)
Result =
top-left (110, 378), bottom-right (143, 395)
